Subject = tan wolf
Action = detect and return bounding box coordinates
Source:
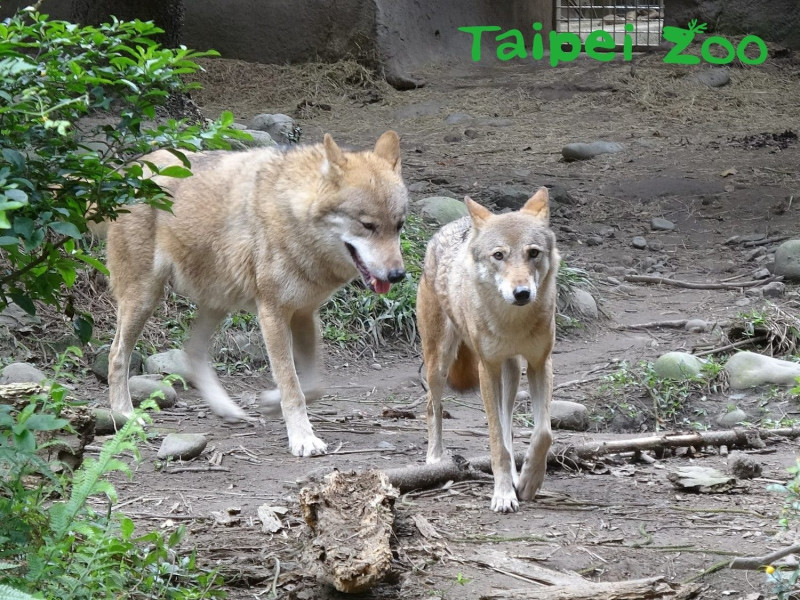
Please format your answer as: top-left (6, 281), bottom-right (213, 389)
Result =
top-left (416, 188), bottom-right (559, 512)
top-left (106, 131), bottom-right (408, 457)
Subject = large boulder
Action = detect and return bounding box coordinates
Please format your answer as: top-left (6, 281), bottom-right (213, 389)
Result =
top-left (724, 351), bottom-right (800, 389)
top-left (653, 352), bottom-right (703, 381)
top-left (774, 239), bottom-right (800, 280)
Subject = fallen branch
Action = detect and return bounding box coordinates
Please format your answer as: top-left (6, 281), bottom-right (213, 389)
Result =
top-left (613, 320), bottom-right (689, 330)
top-left (743, 235), bottom-right (790, 248)
top-left (479, 576), bottom-right (700, 600)
top-left (299, 470), bottom-right (397, 593)
top-left (693, 335), bottom-right (767, 357)
top-left (624, 275), bottom-right (777, 290)
top-left (729, 544), bottom-right (800, 570)
top-left (383, 428), bottom-right (800, 493)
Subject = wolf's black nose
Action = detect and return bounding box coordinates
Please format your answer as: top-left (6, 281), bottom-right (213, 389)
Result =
top-left (513, 286), bottom-right (531, 303)
top-left (387, 269), bottom-right (406, 283)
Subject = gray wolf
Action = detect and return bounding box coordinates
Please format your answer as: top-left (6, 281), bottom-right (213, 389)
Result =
top-left (106, 131), bottom-right (408, 456)
top-left (416, 188), bottom-right (559, 512)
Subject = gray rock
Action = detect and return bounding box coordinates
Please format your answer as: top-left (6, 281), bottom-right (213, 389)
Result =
top-left (91, 346), bottom-right (143, 382)
top-left (631, 236), bottom-right (648, 249)
top-left (157, 433), bottom-right (207, 461)
top-left (550, 400), bottom-right (589, 431)
top-left (694, 68), bottom-right (731, 88)
top-left (774, 240), bottom-right (800, 280)
top-left (752, 267), bottom-right (771, 280)
top-left (46, 334), bottom-right (82, 354)
top-left (394, 101), bottom-right (440, 120)
top-left (515, 390), bottom-right (531, 410)
top-left (685, 319), bottom-right (709, 333)
top-left (562, 141), bottom-right (624, 162)
top-left (445, 112), bottom-right (472, 125)
top-left (128, 375), bottom-right (177, 408)
top-left (725, 351), bottom-right (800, 389)
top-left (745, 247), bottom-right (766, 262)
top-left (370, 363), bottom-right (382, 371)
top-left (443, 133), bottom-right (462, 143)
top-left (234, 129), bottom-right (276, 149)
top-left (761, 281), bottom-right (786, 298)
top-left (249, 113), bottom-right (297, 143)
top-left (464, 129), bottom-right (480, 139)
top-left (650, 217), bottom-right (675, 231)
top-left (667, 466), bottom-right (736, 493)
top-left (0, 362), bottom-right (46, 384)
top-left (569, 289), bottom-right (598, 320)
top-left (717, 407), bottom-right (747, 427)
top-left (214, 331), bottom-right (268, 365)
top-left (489, 185), bottom-right (531, 210)
top-left (478, 117), bottom-right (514, 127)
top-left (0, 302), bottom-right (40, 331)
top-left (586, 235), bottom-right (603, 246)
top-left (653, 352), bottom-right (703, 381)
top-left (727, 451), bottom-right (762, 479)
top-left (407, 181), bottom-right (430, 193)
top-left (417, 196), bottom-right (468, 225)
top-left (144, 349), bottom-right (193, 383)
top-left (92, 408), bottom-right (129, 435)
top-left (544, 183), bottom-right (576, 205)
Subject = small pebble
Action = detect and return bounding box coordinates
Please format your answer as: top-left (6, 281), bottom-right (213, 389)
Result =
top-left (631, 236), bottom-right (648, 249)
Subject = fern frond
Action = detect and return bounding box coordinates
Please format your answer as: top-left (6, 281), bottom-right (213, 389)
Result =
top-left (49, 413), bottom-right (144, 542)
top-left (0, 585), bottom-right (39, 600)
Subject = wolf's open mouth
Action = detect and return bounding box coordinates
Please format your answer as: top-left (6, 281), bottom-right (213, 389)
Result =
top-left (345, 243), bottom-right (392, 294)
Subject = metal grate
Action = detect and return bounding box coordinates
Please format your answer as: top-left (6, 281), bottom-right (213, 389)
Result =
top-left (554, 1), bottom-right (664, 49)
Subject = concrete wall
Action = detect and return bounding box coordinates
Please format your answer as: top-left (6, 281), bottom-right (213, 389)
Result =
top-left (374, 0), bottom-right (553, 74)
top-left (665, 0), bottom-right (800, 49)
top-left (182, 0), bottom-right (378, 65)
top-left (1, 1), bottom-right (552, 72)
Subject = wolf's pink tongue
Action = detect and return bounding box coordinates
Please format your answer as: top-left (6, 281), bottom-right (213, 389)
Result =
top-left (372, 278), bottom-right (392, 294)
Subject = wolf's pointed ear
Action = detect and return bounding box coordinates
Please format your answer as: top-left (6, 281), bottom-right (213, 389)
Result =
top-left (374, 130), bottom-right (402, 174)
top-left (521, 187), bottom-right (550, 223)
top-left (465, 196), bottom-right (492, 229)
top-left (322, 133), bottom-right (345, 178)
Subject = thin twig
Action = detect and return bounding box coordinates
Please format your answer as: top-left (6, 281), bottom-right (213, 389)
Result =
top-left (729, 544), bottom-right (800, 570)
top-left (164, 466), bottom-right (231, 474)
top-left (613, 319), bottom-right (689, 330)
top-left (624, 274), bottom-right (778, 290)
top-left (693, 335), bottom-right (767, 357)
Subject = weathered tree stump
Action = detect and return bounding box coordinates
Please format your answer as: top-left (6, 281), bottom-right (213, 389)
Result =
top-left (0, 383), bottom-right (95, 470)
top-left (298, 470), bottom-right (398, 594)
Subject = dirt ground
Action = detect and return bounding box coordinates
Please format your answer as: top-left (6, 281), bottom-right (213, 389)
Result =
top-left (49, 46), bottom-right (800, 598)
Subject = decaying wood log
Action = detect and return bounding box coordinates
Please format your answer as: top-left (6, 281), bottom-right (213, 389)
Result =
top-left (479, 576), bottom-right (701, 600)
top-left (298, 470), bottom-right (398, 594)
top-left (383, 428), bottom-right (800, 493)
top-left (0, 383), bottom-right (95, 470)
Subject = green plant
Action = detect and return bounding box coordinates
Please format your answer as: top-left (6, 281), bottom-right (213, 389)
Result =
top-left (601, 359), bottom-right (723, 430)
top-left (766, 460), bottom-right (800, 599)
top-left (320, 214), bottom-right (429, 349)
top-left (0, 368), bottom-right (223, 598)
top-left (0, 7), bottom-right (245, 340)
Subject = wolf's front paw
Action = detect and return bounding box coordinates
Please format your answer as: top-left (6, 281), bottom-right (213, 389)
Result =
top-left (289, 433), bottom-right (328, 457)
top-left (491, 490), bottom-right (520, 513)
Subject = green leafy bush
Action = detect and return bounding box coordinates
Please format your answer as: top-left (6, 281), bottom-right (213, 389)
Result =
top-left (0, 362), bottom-right (224, 598)
top-left (0, 7), bottom-right (243, 339)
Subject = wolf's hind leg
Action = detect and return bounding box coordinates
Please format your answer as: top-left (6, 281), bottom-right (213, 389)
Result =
top-left (186, 305), bottom-right (247, 422)
top-left (500, 357), bottom-right (522, 488)
top-left (109, 281), bottom-right (164, 417)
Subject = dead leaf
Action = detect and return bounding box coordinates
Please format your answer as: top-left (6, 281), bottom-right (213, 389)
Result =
top-left (667, 466), bottom-right (736, 493)
top-left (211, 510), bottom-right (241, 527)
top-left (720, 168), bottom-right (738, 177)
top-left (412, 514), bottom-right (441, 539)
top-left (257, 504), bottom-right (285, 533)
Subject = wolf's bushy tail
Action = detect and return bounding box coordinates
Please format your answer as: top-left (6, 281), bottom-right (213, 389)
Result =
top-left (447, 342), bottom-right (480, 391)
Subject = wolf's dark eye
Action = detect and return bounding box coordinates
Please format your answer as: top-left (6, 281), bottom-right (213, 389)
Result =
top-left (396, 220), bottom-right (405, 232)
top-left (492, 251), bottom-right (504, 261)
top-left (528, 248), bottom-right (540, 259)
top-left (361, 221), bottom-right (376, 232)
